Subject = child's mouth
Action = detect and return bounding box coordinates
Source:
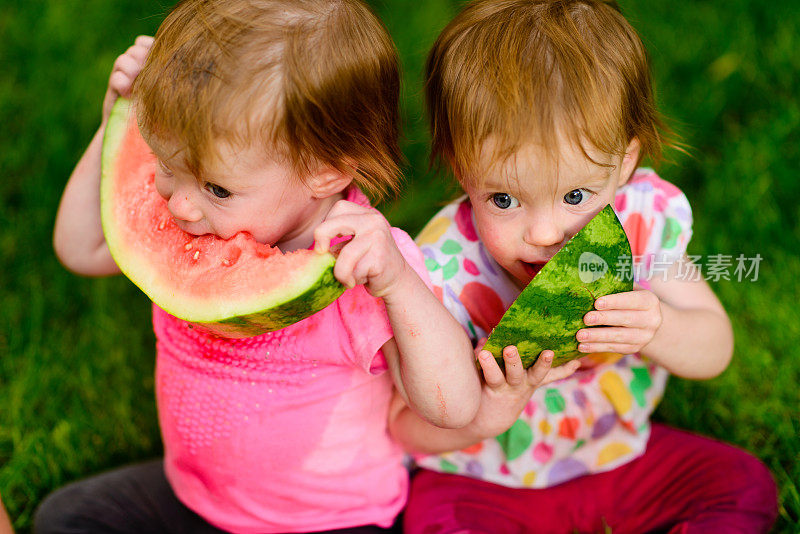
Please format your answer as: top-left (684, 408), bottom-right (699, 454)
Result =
top-left (522, 261), bottom-right (546, 279)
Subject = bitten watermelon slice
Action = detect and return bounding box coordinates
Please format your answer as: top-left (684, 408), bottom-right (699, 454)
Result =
top-left (100, 98), bottom-right (345, 337)
top-left (483, 205), bottom-right (632, 368)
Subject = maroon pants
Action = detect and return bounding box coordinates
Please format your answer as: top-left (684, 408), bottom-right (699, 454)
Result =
top-left (404, 424), bottom-right (777, 534)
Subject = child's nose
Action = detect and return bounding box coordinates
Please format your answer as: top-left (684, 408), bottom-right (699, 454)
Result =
top-left (523, 214), bottom-right (564, 248)
top-left (167, 189), bottom-right (203, 223)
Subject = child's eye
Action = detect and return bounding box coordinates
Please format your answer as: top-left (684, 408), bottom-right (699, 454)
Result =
top-left (491, 193), bottom-right (520, 210)
top-left (205, 182), bottom-right (231, 199)
top-left (564, 189), bottom-right (592, 206)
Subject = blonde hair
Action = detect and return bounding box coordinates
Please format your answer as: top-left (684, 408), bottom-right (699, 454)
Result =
top-left (133, 0), bottom-right (401, 201)
top-left (426, 0), bottom-right (674, 186)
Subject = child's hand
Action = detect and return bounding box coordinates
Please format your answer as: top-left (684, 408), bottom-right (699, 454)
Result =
top-left (313, 200), bottom-right (409, 298)
top-left (577, 285), bottom-right (663, 354)
top-left (468, 341), bottom-right (580, 440)
top-left (102, 35), bottom-right (154, 123)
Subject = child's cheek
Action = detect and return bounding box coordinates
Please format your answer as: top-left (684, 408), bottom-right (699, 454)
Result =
top-left (471, 204), bottom-right (514, 263)
top-left (154, 172), bottom-right (173, 201)
top-left (477, 221), bottom-right (511, 263)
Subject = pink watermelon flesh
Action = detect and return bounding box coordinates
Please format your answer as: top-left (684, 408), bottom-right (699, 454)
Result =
top-left (100, 98), bottom-right (344, 337)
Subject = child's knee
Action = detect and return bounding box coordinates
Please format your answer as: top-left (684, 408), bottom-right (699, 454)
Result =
top-left (734, 451), bottom-right (779, 521)
top-left (697, 444), bottom-right (779, 529)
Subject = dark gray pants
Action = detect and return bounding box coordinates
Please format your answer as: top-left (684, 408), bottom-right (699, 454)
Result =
top-left (34, 460), bottom-right (398, 534)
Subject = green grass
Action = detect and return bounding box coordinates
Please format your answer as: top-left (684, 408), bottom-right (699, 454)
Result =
top-left (1, 0), bottom-right (797, 532)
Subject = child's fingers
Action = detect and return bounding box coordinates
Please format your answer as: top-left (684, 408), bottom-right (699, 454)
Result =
top-left (134, 35), bottom-right (155, 48)
top-left (104, 38), bottom-right (153, 117)
top-left (502, 346), bottom-right (526, 386)
top-left (575, 327), bottom-right (654, 345)
top-left (330, 232), bottom-right (371, 288)
top-left (114, 54), bottom-right (142, 77)
top-left (578, 339), bottom-right (642, 354)
top-left (108, 71), bottom-right (133, 97)
top-left (326, 199), bottom-right (369, 218)
top-left (477, 350), bottom-right (506, 388)
top-left (127, 44), bottom-right (152, 65)
top-left (349, 246), bottom-right (384, 290)
top-left (584, 310), bottom-right (659, 330)
top-left (577, 324), bottom-right (654, 353)
top-left (112, 55), bottom-right (142, 82)
top-left (525, 350), bottom-right (554, 386)
top-left (594, 289), bottom-right (658, 311)
top-left (577, 326), bottom-right (650, 345)
top-left (109, 54), bottom-right (146, 96)
top-left (314, 202), bottom-right (375, 253)
top-left (313, 219), bottom-right (358, 254)
top-left (579, 343), bottom-right (641, 354)
top-left (473, 337), bottom-right (488, 356)
top-left (109, 59), bottom-right (138, 90)
top-left (541, 359), bottom-right (582, 385)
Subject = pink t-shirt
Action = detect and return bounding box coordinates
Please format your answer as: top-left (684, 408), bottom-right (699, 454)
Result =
top-left (153, 188), bottom-right (428, 533)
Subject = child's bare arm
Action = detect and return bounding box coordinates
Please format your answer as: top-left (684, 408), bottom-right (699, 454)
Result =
top-left (376, 278), bottom-right (479, 429)
top-left (577, 255), bottom-right (733, 379)
top-left (643, 258), bottom-right (733, 378)
top-left (53, 125), bottom-right (118, 275)
top-left (389, 346), bottom-right (580, 454)
top-left (0, 492), bottom-right (12, 534)
top-left (314, 201), bottom-right (481, 428)
top-left (53, 36), bottom-right (153, 276)
top-left (389, 391), bottom-right (483, 454)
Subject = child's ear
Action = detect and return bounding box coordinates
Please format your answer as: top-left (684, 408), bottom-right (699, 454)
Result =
top-left (618, 137), bottom-right (641, 186)
top-left (307, 165), bottom-right (353, 199)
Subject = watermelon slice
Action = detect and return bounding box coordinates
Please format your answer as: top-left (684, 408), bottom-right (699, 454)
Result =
top-left (483, 205), bottom-right (632, 368)
top-left (100, 98), bottom-right (345, 337)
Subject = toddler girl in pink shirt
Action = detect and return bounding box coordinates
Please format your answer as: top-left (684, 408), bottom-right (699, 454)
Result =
top-left (40, 1), bottom-right (488, 532)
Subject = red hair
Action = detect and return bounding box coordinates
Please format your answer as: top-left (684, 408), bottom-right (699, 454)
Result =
top-left (134, 0), bottom-right (401, 200)
top-left (426, 0), bottom-right (676, 185)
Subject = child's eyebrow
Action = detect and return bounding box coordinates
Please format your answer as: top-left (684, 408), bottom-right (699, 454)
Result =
top-left (478, 172), bottom-right (523, 191)
top-left (481, 179), bottom-right (510, 191)
top-left (562, 167), bottom-right (614, 189)
top-left (480, 168), bottom-right (612, 192)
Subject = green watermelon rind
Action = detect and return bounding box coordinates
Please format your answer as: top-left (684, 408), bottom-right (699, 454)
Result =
top-left (199, 265), bottom-right (343, 336)
top-left (483, 205), bottom-right (632, 368)
top-left (100, 98), bottom-right (345, 336)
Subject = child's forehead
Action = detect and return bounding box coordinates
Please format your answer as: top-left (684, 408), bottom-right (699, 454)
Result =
top-left (470, 137), bottom-right (618, 190)
top-left (146, 133), bottom-right (286, 179)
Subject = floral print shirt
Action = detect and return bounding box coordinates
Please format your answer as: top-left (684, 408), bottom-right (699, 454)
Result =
top-left (414, 169), bottom-right (693, 488)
